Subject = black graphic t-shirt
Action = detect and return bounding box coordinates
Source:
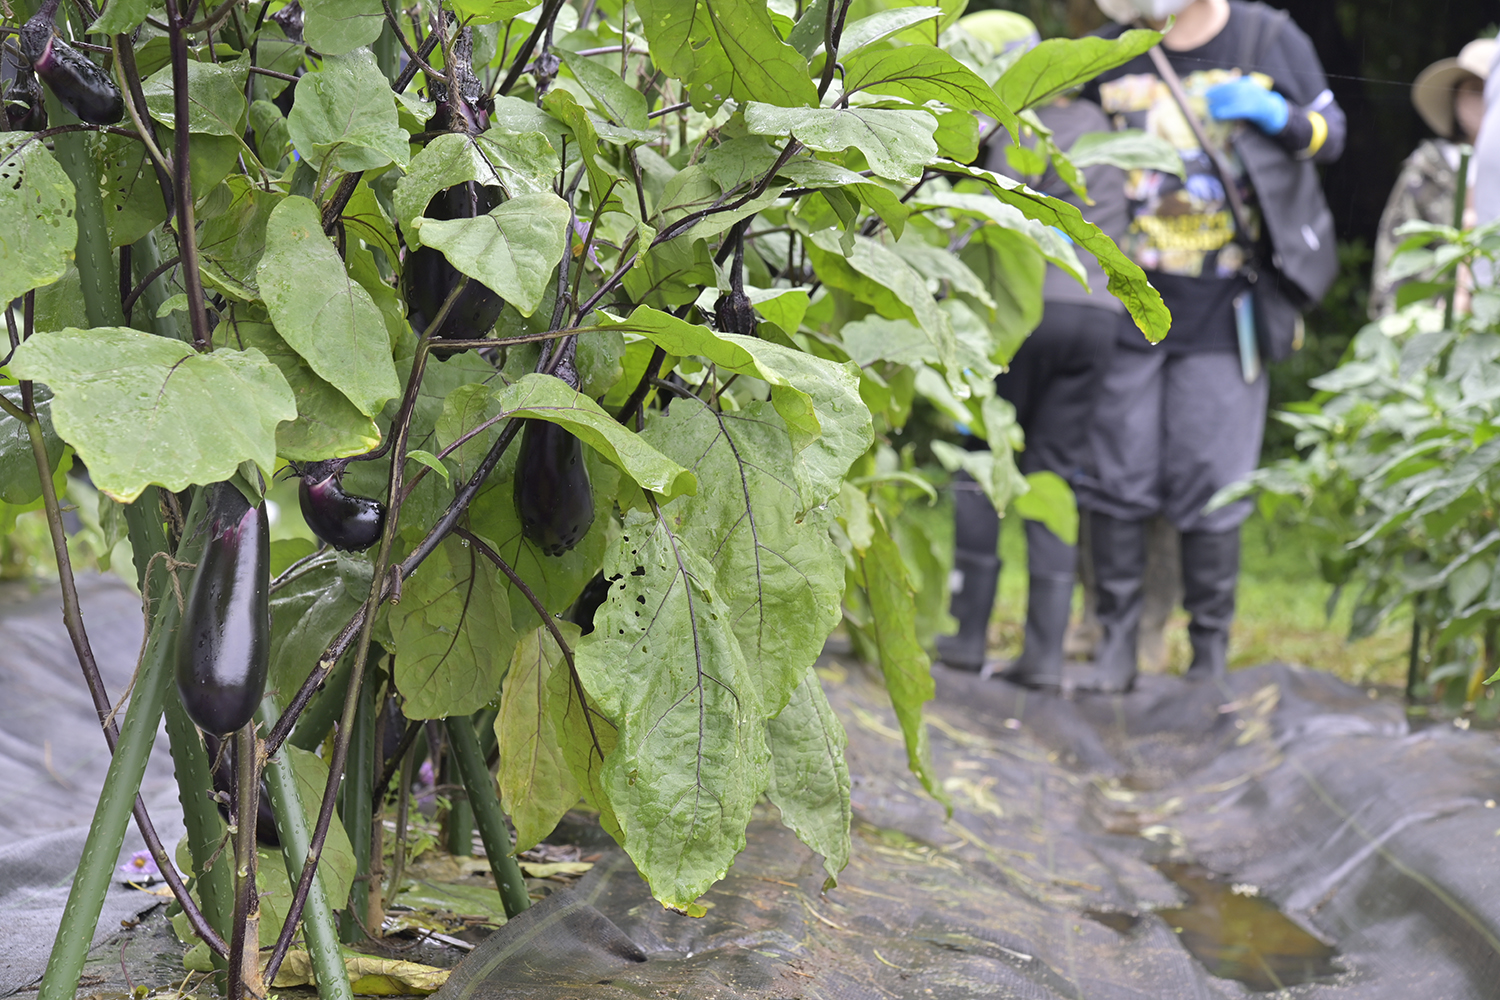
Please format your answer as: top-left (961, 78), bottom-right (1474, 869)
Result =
top-left (1085, 2), bottom-right (1344, 353)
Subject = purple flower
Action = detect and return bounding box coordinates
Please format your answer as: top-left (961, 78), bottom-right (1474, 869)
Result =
top-left (418, 759), bottom-right (435, 786)
top-left (118, 849), bottom-right (160, 881)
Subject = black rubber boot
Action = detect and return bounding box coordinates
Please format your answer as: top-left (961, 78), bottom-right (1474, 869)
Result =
top-left (1180, 527), bottom-right (1240, 682)
top-left (936, 472), bottom-right (1001, 672)
top-left (994, 521), bottom-right (1075, 691)
top-left (1078, 512), bottom-right (1146, 694)
top-left (994, 573), bottom-right (1073, 690)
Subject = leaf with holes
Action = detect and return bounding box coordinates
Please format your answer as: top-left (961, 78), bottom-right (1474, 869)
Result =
top-left (0, 134), bottom-right (76, 304)
top-left (574, 505), bottom-right (768, 911)
top-left (640, 400), bottom-right (845, 714)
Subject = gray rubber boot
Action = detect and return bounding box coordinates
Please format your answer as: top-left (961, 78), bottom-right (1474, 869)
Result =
top-left (1180, 527), bottom-right (1240, 682)
top-left (994, 521), bottom-right (1075, 691)
top-left (936, 472), bottom-right (1001, 672)
top-left (1078, 511), bottom-right (1146, 694)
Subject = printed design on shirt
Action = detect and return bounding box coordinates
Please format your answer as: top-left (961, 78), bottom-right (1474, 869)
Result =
top-left (1098, 69), bottom-right (1269, 278)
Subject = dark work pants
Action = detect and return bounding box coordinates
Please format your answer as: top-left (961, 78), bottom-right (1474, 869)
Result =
top-left (992, 301), bottom-right (1118, 575)
top-left (1074, 340), bottom-right (1268, 533)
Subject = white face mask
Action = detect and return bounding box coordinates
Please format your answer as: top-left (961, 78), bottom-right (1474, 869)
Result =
top-left (1123, 0), bottom-right (1193, 19)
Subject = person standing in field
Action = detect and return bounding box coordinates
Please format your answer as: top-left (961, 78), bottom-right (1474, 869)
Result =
top-left (1075, 0), bottom-right (1344, 692)
top-left (935, 11), bottom-right (1128, 691)
top-left (1370, 38), bottom-right (1494, 319)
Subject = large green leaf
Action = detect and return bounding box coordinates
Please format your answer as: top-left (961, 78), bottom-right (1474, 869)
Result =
top-left (944, 162), bottom-right (1171, 343)
top-left (574, 506), bottom-right (768, 911)
top-left (448, 0), bottom-right (541, 24)
top-left (743, 103), bottom-right (937, 184)
top-left (558, 49), bottom-right (649, 130)
top-left (302, 0), bottom-right (384, 55)
top-left (198, 176), bottom-right (279, 301)
top-left (766, 666), bottom-right (850, 887)
top-left (259, 195), bottom-right (401, 417)
top-left (215, 306), bottom-right (380, 461)
top-left (490, 373), bottom-right (697, 498)
top-left (143, 60), bottom-right (249, 135)
top-left (836, 7), bottom-right (943, 56)
top-left (804, 231), bottom-right (954, 356)
top-left (842, 45), bottom-right (1017, 137)
top-left (958, 223), bottom-right (1045, 354)
top-left (856, 520), bottom-right (944, 804)
top-left (0, 135), bottom-right (76, 304)
top-left (286, 50), bottom-right (410, 172)
top-left (389, 536), bottom-right (517, 719)
top-left (412, 192), bottom-right (572, 318)
top-left (267, 550), bottom-right (372, 701)
top-left (996, 29), bottom-right (1161, 112)
top-left (1068, 128), bottom-right (1185, 177)
top-left (496, 624), bottom-right (584, 852)
top-left (641, 401), bottom-right (846, 713)
top-left (7, 328), bottom-right (295, 502)
top-left (636, 0), bottom-right (818, 112)
top-left (913, 189), bottom-right (1085, 282)
top-left (393, 134), bottom-right (502, 247)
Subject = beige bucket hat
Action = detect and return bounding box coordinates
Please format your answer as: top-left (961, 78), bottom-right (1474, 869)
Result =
top-left (1412, 38), bottom-right (1496, 138)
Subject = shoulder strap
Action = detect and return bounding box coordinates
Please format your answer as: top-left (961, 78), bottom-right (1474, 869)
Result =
top-left (1145, 45), bottom-right (1256, 243)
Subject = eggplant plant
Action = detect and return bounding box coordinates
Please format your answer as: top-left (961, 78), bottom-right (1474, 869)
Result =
top-left (0, 0), bottom-right (1170, 996)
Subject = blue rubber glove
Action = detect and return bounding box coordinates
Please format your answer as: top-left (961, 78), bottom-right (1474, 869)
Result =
top-left (1205, 78), bottom-right (1289, 135)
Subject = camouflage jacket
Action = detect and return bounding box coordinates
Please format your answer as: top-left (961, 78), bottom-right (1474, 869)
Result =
top-left (1370, 139), bottom-right (1463, 319)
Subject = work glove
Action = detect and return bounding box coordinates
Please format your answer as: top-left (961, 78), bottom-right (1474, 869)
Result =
top-left (1205, 77), bottom-right (1288, 135)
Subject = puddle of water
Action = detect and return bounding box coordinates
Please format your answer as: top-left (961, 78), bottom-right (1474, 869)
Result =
top-left (1154, 863), bottom-right (1339, 992)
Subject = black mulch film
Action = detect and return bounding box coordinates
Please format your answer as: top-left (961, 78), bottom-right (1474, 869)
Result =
top-left (5, 577), bottom-right (1500, 998)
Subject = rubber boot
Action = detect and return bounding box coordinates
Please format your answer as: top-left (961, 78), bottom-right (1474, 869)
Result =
top-left (1180, 527), bottom-right (1240, 682)
top-left (936, 472), bottom-right (1001, 672)
top-left (1078, 512), bottom-right (1146, 694)
top-left (994, 521), bottom-right (1075, 691)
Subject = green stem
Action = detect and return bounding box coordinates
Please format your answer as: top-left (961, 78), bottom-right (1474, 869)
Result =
top-left (37, 489), bottom-right (208, 1000)
top-left (443, 754), bottom-right (473, 858)
top-left (29, 19), bottom-right (125, 330)
top-left (338, 670), bottom-right (376, 942)
top-left (374, 19), bottom-right (400, 83)
top-left (289, 649), bottom-right (355, 752)
top-left (444, 716), bottom-right (529, 917)
top-left (262, 694), bottom-right (354, 1000)
top-left (131, 232), bottom-right (187, 341)
top-left (163, 694), bottom-right (234, 961)
top-left (227, 724), bottom-right (263, 1000)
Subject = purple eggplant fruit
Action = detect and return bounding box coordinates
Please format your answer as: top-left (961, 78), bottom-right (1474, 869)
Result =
top-left (403, 181), bottom-right (506, 343)
top-left (514, 355), bottom-right (593, 556)
top-left (204, 734), bottom-right (280, 847)
top-left (5, 70), bottom-right (48, 131)
top-left (176, 483), bottom-right (270, 736)
top-left (19, 0), bottom-right (124, 126)
top-left (298, 461), bottom-right (385, 552)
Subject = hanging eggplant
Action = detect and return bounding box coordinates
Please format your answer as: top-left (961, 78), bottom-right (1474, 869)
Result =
top-left (4, 70), bottom-right (48, 131)
top-left (403, 181), bottom-right (506, 343)
top-left (176, 483), bottom-right (271, 736)
top-left (515, 351), bottom-right (594, 556)
top-left (18, 0), bottom-right (124, 126)
top-left (298, 460), bottom-right (386, 552)
top-left (203, 734), bottom-right (280, 847)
